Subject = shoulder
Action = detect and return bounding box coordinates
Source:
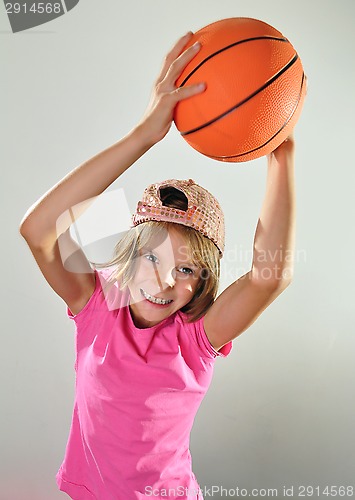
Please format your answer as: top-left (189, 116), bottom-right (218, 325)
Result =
top-left (67, 267), bottom-right (128, 320)
top-left (175, 311), bottom-right (233, 359)
top-left (95, 267), bottom-right (130, 311)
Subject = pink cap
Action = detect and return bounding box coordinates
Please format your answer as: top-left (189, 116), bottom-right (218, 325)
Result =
top-left (132, 179), bottom-right (225, 256)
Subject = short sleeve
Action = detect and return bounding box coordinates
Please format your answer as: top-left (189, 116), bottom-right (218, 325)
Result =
top-left (184, 314), bottom-right (233, 359)
top-left (66, 267), bottom-right (128, 325)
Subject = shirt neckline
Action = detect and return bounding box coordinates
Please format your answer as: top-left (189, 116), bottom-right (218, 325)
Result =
top-left (124, 289), bottom-right (175, 334)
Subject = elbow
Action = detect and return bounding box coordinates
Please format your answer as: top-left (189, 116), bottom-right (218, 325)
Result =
top-left (251, 265), bottom-right (294, 292)
top-left (273, 266), bottom-right (294, 291)
top-left (19, 217), bottom-right (60, 253)
top-left (19, 218), bottom-right (31, 241)
top-left (19, 217), bottom-right (45, 249)
top-left (19, 223), bottom-right (38, 250)
top-left (278, 266), bottom-right (294, 290)
top-left (19, 214), bottom-right (36, 240)
top-left (274, 275), bottom-right (293, 293)
top-left (19, 208), bottom-right (35, 237)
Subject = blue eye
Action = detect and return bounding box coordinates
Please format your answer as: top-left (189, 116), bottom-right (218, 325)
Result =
top-left (178, 266), bottom-right (193, 275)
top-left (144, 253), bottom-right (158, 264)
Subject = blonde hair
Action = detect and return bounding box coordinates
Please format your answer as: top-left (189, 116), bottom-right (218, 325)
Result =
top-left (91, 221), bottom-right (221, 323)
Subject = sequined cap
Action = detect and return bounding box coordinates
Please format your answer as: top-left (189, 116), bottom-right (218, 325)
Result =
top-left (132, 179), bottom-right (225, 256)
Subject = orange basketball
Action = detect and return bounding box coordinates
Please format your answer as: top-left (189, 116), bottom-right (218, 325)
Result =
top-left (174, 17), bottom-right (306, 162)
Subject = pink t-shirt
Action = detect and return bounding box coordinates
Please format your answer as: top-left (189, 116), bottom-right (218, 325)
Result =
top-left (56, 268), bottom-right (232, 500)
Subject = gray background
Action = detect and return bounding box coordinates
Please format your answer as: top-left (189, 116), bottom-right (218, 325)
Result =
top-left (1, 0), bottom-right (355, 499)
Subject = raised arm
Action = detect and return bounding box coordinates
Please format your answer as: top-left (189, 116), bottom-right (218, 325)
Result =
top-left (251, 133), bottom-right (296, 286)
top-left (204, 134), bottom-right (296, 351)
top-left (19, 32), bottom-right (205, 315)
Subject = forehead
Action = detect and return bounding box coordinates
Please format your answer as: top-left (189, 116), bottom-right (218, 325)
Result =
top-left (142, 225), bottom-right (192, 261)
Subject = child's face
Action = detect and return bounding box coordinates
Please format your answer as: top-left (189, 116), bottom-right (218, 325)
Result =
top-left (128, 227), bottom-right (200, 328)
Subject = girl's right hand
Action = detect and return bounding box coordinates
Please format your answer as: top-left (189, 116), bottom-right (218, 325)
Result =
top-left (137, 31), bottom-right (205, 147)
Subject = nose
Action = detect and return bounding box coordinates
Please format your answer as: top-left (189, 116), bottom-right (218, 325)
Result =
top-left (153, 264), bottom-right (176, 292)
top-left (164, 271), bottom-right (176, 289)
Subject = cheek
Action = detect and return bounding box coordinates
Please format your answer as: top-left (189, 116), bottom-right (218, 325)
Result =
top-left (179, 276), bottom-right (199, 295)
top-left (131, 263), bottom-right (163, 293)
top-left (134, 259), bottom-right (154, 279)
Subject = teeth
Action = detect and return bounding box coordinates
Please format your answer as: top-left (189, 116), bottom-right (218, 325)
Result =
top-left (141, 289), bottom-right (173, 305)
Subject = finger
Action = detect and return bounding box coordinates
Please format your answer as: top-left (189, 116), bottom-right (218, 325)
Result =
top-left (172, 81), bottom-right (206, 103)
top-left (304, 74), bottom-right (309, 95)
top-left (164, 42), bottom-right (201, 87)
top-left (156, 32), bottom-right (194, 83)
top-left (169, 31), bottom-right (194, 62)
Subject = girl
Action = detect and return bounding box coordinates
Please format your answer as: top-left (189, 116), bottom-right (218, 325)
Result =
top-left (19, 31), bottom-right (296, 500)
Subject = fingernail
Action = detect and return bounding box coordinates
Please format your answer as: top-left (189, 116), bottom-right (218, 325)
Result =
top-left (197, 82), bottom-right (206, 91)
top-left (185, 31), bottom-right (193, 37)
top-left (192, 41), bottom-right (201, 50)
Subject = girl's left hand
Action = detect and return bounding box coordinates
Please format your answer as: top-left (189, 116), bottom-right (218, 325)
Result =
top-left (270, 129), bottom-right (295, 155)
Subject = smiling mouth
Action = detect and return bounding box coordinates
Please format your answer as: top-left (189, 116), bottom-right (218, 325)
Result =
top-left (140, 289), bottom-right (173, 306)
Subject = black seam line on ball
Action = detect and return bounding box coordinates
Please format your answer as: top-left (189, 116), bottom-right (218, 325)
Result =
top-left (179, 36), bottom-right (289, 88)
top-left (208, 71), bottom-right (305, 161)
top-left (180, 53), bottom-right (299, 137)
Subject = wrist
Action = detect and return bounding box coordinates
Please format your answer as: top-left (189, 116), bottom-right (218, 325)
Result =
top-left (132, 121), bottom-right (160, 151)
top-left (269, 135), bottom-right (295, 157)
